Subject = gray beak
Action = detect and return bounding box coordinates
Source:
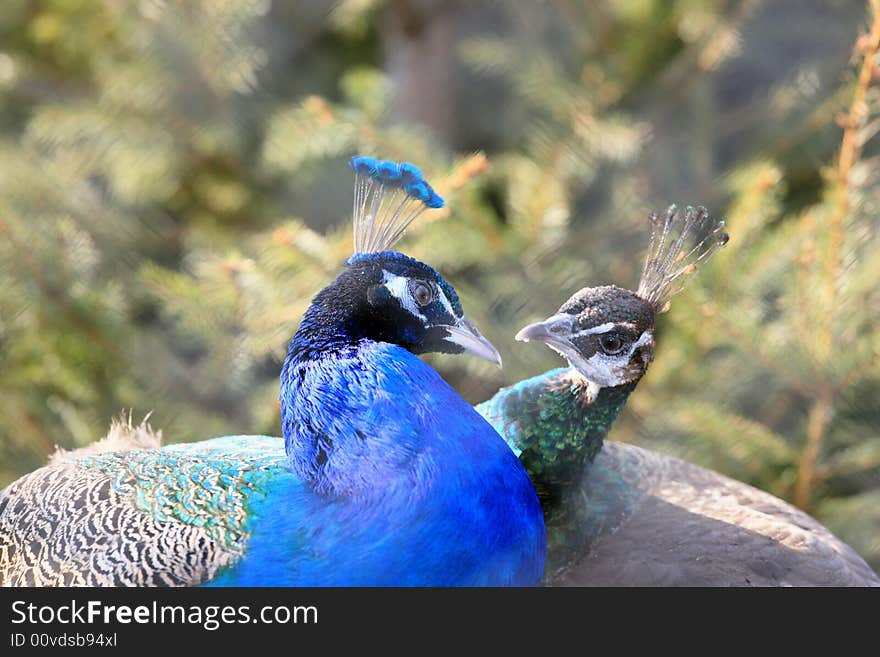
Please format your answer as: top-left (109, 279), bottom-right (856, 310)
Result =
top-left (441, 316), bottom-right (503, 367)
top-left (515, 322), bottom-right (555, 344)
top-left (515, 313), bottom-right (574, 348)
top-left (514, 314), bottom-right (589, 379)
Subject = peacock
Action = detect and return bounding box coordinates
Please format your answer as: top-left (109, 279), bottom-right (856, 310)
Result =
top-left (478, 205), bottom-right (879, 586)
top-left (0, 157), bottom-right (546, 587)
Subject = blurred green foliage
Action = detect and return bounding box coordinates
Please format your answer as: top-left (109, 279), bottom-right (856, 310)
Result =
top-left (0, 0), bottom-right (877, 571)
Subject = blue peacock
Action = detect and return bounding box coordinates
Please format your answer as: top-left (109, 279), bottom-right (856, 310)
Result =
top-left (478, 205), bottom-right (879, 586)
top-left (0, 157), bottom-right (546, 587)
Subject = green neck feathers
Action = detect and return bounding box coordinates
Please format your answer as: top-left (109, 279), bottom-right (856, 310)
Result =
top-left (477, 367), bottom-right (636, 568)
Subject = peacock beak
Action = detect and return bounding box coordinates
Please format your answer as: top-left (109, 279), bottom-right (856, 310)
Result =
top-left (440, 316), bottom-right (503, 367)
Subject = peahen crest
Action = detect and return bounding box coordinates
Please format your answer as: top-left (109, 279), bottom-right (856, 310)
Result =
top-left (349, 156), bottom-right (444, 254)
top-left (637, 204), bottom-right (729, 313)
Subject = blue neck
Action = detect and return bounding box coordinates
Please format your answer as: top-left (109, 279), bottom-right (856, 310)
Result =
top-left (243, 291), bottom-right (549, 585)
top-left (280, 319), bottom-right (426, 499)
top-left (284, 280), bottom-right (367, 363)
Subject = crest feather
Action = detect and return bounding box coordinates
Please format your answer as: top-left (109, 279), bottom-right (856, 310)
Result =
top-left (637, 204), bottom-right (729, 313)
top-left (349, 156), bottom-right (444, 254)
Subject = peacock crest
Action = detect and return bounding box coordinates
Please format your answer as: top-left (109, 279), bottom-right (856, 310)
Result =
top-left (637, 204), bottom-right (729, 313)
top-left (349, 156), bottom-right (444, 254)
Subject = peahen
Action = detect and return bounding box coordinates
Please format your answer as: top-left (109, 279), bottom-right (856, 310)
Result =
top-left (0, 157), bottom-right (546, 587)
top-left (478, 205), bottom-right (879, 586)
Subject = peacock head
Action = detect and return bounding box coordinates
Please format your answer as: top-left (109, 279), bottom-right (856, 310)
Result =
top-left (337, 250), bottom-right (502, 365)
top-left (516, 205), bottom-right (728, 389)
top-left (291, 155), bottom-right (501, 366)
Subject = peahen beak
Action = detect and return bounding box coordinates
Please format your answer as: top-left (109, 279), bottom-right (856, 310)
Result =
top-left (441, 316), bottom-right (503, 367)
top-left (515, 314), bottom-right (574, 348)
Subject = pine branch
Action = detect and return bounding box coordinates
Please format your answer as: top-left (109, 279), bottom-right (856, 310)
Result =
top-left (794, 0), bottom-right (880, 510)
top-left (822, 0), bottom-right (880, 361)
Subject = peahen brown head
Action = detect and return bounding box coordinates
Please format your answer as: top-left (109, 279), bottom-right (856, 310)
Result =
top-left (516, 204), bottom-right (728, 389)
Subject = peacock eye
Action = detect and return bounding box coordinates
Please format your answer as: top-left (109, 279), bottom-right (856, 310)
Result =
top-left (410, 280), bottom-right (433, 306)
top-left (599, 333), bottom-right (626, 355)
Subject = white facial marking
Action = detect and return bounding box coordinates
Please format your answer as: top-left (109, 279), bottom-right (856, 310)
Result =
top-left (630, 329), bottom-right (653, 352)
top-left (435, 287), bottom-right (455, 318)
top-left (381, 270), bottom-right (425, 320)
top-left (574, 353), bottom-right (623, 388)
top-left (565, 328), bottom-right (655, 388)
top-left (571, 321), bottom-right (616, 337)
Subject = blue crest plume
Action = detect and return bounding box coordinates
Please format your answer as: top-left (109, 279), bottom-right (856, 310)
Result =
top-left (349, 156), bottom-right (445, 254)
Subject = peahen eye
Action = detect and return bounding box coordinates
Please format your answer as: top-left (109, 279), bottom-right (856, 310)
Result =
top-left (410, 280), bottom-right (433, 306)
top-left (599, 333), bottom-right (627, 355)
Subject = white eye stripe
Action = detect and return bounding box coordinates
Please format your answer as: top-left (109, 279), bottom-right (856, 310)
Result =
top-left (381, 270), bottom-right (425, 320)
top-left (435, 287), bottom-right (455, 317)
top-left (381, 270), bottom-right (459, 321)
top-left (626, 329), bottom-right (653, 357)
top-left (571, 322), bottom-right (616, 337)
top-left (570, 321), bottom-right (637, 338)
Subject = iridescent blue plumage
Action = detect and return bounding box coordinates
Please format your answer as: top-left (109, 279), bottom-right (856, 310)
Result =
top-left (205, 244), bottom-right (545, 585)
top-left (202, 338), bottom-right (544, 586)
top-left (350, 156), bottom-right (445, 255)
top-left (0, 156), bottom-right (545, 587)
top-left (348, 156), bottom-right (444, 208)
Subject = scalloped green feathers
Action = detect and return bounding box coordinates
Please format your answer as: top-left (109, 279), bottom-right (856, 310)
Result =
top-left (477, 368), bottom-right (635, 567)
top-left (0, 436), bottom-right (288, 586)
top-left (75, 437), bottom-right (286, 552)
